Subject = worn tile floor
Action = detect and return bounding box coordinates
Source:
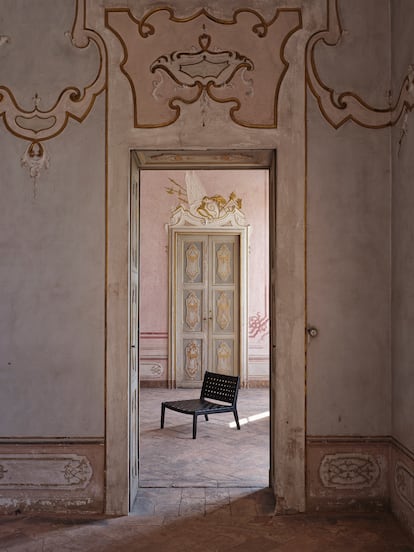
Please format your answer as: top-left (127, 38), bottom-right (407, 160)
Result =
top-left (0, 388), bottom-right (413, 551)
top-left (139, 387), bottom-right (270, 488)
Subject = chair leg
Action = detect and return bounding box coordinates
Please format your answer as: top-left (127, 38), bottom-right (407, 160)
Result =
top-left (193, 414), bottom-right (197, 439)
top-left (204, 414), bottom-right (209, 421)
top-left (233, 410), bottom-right (240, 430)
top-left (161, 403), bottom-right (166, 429)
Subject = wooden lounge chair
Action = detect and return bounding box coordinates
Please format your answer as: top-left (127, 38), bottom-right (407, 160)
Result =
top-left (160, 371), bottom-right (241, 439)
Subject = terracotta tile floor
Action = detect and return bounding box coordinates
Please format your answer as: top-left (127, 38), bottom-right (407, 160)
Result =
top-left (0, 389), bottom-right (413, 551)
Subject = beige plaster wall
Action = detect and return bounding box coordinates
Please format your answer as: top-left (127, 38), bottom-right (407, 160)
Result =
top-left (0, 1), bottom-right (105, 437)
top-left (306, 0), bottom-right (392, 437)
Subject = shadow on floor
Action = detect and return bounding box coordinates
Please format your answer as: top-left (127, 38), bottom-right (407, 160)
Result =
top-left (1, 494), bottom-right (413, 552)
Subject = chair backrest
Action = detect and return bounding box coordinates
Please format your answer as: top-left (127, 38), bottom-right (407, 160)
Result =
top-left (200, 371), bottom-right (240, 406)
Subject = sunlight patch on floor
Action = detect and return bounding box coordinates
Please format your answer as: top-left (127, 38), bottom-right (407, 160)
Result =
top-left (229, 410), bottom-right (270, 428)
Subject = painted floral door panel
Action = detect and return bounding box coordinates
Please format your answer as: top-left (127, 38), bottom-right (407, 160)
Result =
top-left (176, 234), bottom-right (239, 387)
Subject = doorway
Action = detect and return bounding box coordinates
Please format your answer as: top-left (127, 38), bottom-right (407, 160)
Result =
top-left (105, 145), bottom-right (306, 514)
top-left (133, 153), bottom-right (272, 502)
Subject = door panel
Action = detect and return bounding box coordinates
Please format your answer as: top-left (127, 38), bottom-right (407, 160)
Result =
top-left (210, 235), bottom-right (239, 375)
top-left (175, 233), bottom-right (239, 387)
top-left (177, 235), bottom-right (208, 387)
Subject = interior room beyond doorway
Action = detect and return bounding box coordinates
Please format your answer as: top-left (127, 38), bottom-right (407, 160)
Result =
top-left (139, 168), bottom-right (270, 389)
top-left (138, 166), bottom-right (270, 489)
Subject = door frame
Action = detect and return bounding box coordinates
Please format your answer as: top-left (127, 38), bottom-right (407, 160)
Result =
top-left (105, 148), bottom-right (306, 515)
top-left (169, 227), bottom-right (249, 388)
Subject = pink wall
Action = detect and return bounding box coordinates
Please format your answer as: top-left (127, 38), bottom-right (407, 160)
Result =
top-left (139, 169), bottom-right (269, 385)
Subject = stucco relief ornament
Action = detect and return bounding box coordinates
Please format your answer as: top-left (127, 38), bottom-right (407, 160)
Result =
top-left (169, 171), bottom-right (248, 228)
top-left (21, 140), bottom-right (50, 199)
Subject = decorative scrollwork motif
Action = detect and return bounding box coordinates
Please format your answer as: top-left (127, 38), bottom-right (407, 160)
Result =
top-left (216, 244), bottom-right (232, 282)
top-left (185, 243), bottom-right (201, 282)
top-left (217, 292), bottom-right (231, 330)
top-left (135, 7), bottom-right (270, 40)
top-left (0, 0), bottom-right (106, 142)
top-left (0, 454), bottom-right (93, 490)
top-left (150, 32), bottom-right (254, 89)
top-left (62, 458), bottom-right (93, 486)
top-left (306, 0), bottom-right (414, 129)
top-left (185, 340), bottom-right (201, 379)
top-left (105, 6), bottom-right (302, 128)
top-left (216, 341), bottom-right (232, 374)
top-left (395, 462), bottom-right (414, 511)
top-left (249, 312), bottom-right (269, 339)
top-left (185, 291), bottom-right (201, 330)
top-left (319, 453), bottom-right (380, 489)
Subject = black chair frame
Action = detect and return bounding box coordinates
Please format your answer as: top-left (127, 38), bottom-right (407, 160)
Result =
top-left (160, 371), bottom-right (241, 439)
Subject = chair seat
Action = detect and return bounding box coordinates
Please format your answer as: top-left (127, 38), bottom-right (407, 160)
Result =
top-left (162, 398), bottom-right (233, 416)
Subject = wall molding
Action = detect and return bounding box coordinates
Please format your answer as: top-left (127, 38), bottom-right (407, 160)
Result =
top-left (0, 437), bottom-right (104, 445)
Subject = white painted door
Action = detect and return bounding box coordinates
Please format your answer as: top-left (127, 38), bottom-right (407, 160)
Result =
top-left (129, 170), bottom-right (139, 509)
top-left (175, 233), bottom-right (240, 387)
